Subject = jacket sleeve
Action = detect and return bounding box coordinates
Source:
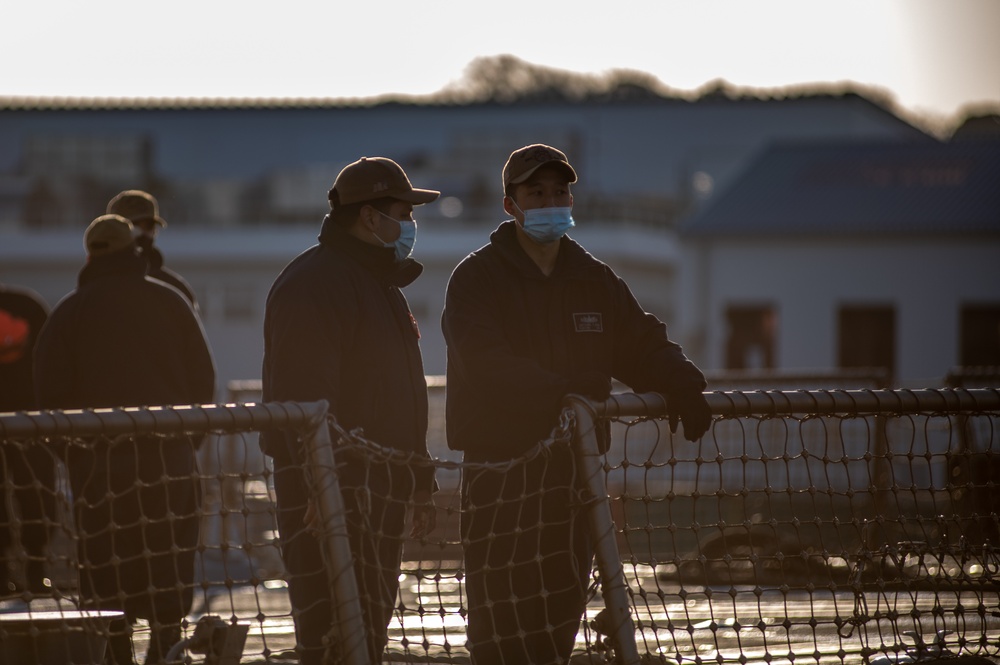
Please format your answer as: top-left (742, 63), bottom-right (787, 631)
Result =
top-left (182, 306), bottom-right (216, 405)
top-left (442, 257), bottom-right (569, 418)
top-left (609, 274), bottom-right (707, 398)
top-left (33, 304), bottom-right (78, 410)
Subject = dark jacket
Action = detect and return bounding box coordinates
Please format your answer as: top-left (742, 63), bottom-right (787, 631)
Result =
top-left (34, 249), bottom-right (215, 411)
top-left (442, 220), bottom-right (707, 462)
top-left (32, 248), bottom-right (215, 621)
top-left (136, 235), bottom-right (198, 309)
top-left (261, 217), bottom-right (434, 494)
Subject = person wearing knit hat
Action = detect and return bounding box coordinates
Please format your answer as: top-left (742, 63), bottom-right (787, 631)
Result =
top-left (34, 213), bottom-right (216, 665)
top-left (442, 143), bottom-right (712, 665)
top-left (261, 156), bottom-right (440, 664)
top-left (107, 190), bottom-right (197, 308)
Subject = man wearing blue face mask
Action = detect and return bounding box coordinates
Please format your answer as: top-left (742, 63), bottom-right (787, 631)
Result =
top-left (262, 156), bottom-right (440, 664)
top-left (442, 144), bottom-right (712, 665)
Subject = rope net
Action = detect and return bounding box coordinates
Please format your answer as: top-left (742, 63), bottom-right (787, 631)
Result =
top-left (0, 391), bottom-right (998, 664)
top-left (606, 402), bottom-right (1000, 665)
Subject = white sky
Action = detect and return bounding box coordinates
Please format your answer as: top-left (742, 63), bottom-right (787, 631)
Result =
top-left (2, 0), bottom-right (998, 121)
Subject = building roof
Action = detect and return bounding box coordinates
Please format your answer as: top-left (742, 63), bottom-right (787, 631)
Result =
top-left (680, 140), bottom-right (1000, 238)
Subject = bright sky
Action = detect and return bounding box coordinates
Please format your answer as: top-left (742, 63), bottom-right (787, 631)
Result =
top-left (3, 0), bottom-right (998, 121)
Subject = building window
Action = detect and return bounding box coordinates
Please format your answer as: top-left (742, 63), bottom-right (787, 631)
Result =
top-left (960, 304), bottom-right (1000, 367)
top-left (838, 305), bottom-right (895, 380)
top-left (725, 305), bottom-right (776, 370)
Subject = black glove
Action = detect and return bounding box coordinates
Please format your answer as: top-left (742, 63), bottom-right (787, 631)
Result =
top-left (667, 390), bottom-right (712, 442)
top-left (566, 371), bottom-right (612, 401)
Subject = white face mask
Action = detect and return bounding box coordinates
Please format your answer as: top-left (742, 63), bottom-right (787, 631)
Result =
top-left (513, 201), bottom-right (575, 244)
top-left (372, 210), bottom-right (417, 262)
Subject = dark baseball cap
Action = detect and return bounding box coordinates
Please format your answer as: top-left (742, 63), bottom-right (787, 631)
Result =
top-left (502, 144), bottom-right (578, 191)
top-left (328, 157), bottom-right (440, 207)
top-left (85, 214), bottom-right (135, 257)
top-left (107, 190), bottom-right (167, 227)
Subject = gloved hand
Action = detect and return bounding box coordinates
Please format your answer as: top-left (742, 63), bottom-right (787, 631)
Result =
top-left (566, 371), bottom-right (612, 401)
top-left (667, 390), bottom-right (712, 442)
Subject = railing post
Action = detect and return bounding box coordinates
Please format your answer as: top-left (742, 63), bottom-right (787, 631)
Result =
top-left (566, 396), bottom-right (641, 665)
top-left (302, 402), bottom-right (370, 665)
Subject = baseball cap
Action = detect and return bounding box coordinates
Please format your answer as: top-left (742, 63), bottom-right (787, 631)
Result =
top-left (84, 214), bottom-right (135, 258)
top-left (107, 189), bottom-right (167, 227)
top-left (328, 157), bottom-right (440, 207)
top-left (502, 144), bottom-right (578, 191)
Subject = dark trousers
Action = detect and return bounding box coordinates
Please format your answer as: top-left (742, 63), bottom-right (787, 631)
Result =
top-left (67, 437), bottom-right (200, 665)
top-left (272, 458), bottom-right (407, 665)
top-left (0, 444), bottom-right (56, 593)
top-left (461, 446), bottom-right (593, 665)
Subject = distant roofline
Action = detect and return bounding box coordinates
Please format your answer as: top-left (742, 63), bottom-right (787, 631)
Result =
top-left (0, 84), bottom-right (908, 114)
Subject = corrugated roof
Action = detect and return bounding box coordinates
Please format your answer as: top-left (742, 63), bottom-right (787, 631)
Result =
top-left (681, 140), bottom-right (1000, 237)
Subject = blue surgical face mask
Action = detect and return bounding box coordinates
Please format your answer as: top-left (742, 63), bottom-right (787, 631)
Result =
top-left (373, 211), bottom-right (417, 262)
top-left (513, 202), bottom-right (575, 244)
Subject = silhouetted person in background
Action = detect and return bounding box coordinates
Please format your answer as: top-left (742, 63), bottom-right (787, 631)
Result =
top-left (442, 144), bottom-right (712, 665)
top-left (262, 157), bottom-right (438, 664)
top-left (107, 189), bottom-right (198, 309)
top-left (34, 215), bottom-right (215, 664)
top-left (0, 283), bottom-right (55, 596)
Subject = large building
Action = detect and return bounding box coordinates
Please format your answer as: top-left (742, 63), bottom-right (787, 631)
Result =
top-left (678, 139), bottom-right (1000, 386)
top-left (1, 91), bottom-right (945, 391)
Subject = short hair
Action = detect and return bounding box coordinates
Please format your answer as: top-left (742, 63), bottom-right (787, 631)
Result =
top-left (329, 197), bottom-right (396, 227)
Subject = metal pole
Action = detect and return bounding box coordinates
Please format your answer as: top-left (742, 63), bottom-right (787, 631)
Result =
top-left (566, 395), bottom-right (641, 665)
top-left (302, 404), bottom-right (370, 665)
top-left (592, 388), bottom-right (1000, 419)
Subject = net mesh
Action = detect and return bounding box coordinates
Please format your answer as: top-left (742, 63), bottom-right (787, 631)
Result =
top-left (1, 390), bottom-right (998, 664)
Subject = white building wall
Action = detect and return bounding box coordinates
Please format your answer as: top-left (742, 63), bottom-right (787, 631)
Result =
top-left (682, 236), bottom-right (1000, 386)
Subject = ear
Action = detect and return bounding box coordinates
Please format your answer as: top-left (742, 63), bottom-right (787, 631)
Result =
top-left (359, 204), bottom-right (379, 230)
top-left (502, 196), bottom-right (516, 217)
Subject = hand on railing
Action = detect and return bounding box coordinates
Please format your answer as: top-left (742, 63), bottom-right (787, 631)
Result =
top-left (668, 390), bottom-right (712, 441)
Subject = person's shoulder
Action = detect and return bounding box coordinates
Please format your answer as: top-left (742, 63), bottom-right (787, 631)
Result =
top-left (267, 244), bottom-right (359, 312)
top-left (143, 275), bottom-right (199, 311)
top-left (563, 236), bottom-right (616, 276)
top-left (449, 243), bottom-right (496, 284)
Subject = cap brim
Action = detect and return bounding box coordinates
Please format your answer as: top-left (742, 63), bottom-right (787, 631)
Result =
top-left (396, 188), bottom-right (441, 205)
top-left (510, 161), bottom-right (578, 186)
top-left (134, 215), bottom-right (167, 227)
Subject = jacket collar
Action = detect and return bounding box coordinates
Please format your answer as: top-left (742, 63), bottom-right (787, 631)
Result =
top-left (489, 220), bottom-right (596, 279)
top-left (317, 214), bottom-right (423, 288)
top-left (78, 248), bottom-right (148, 287)
top-left (135, 235), bottom-right (165, 271)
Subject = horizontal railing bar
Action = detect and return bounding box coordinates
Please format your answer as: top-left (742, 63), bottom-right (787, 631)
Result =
top-left (0, 401), bottom-right (328, 438)
top-left (595, 388), bottom-right (1000, 419)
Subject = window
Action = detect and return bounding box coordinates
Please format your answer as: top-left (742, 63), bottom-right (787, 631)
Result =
top-left (725, 305), bottom-right (776, 370)
top-left (838, 305), bottom-right (895, 380)
top-left (960, 304), bottom-right (1000, 366)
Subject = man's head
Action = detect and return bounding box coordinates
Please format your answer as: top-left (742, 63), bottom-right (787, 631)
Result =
top-left (502, 145), bottom-right (577, 244)
top-left (107, 190), bottom-right (166, 238)
top-left (502, 144), bottom-right (577, 198)
top-left (327, 157), bottom-right (440, 252)
top-left (84, 214), bottom-right (135, 258)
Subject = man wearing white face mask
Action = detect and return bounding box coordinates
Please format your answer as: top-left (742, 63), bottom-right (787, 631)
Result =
top-left (262, 156), bottom-right (440, 664)
top-left (442, 144), bottom-right (712, 665)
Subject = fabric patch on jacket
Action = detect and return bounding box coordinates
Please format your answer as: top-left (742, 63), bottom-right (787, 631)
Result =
top-left (573, 312), bottom-right (603, 333)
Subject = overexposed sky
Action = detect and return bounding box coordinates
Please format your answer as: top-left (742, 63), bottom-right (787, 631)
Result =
top-left (2, 0), bottom-right (998, 120)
